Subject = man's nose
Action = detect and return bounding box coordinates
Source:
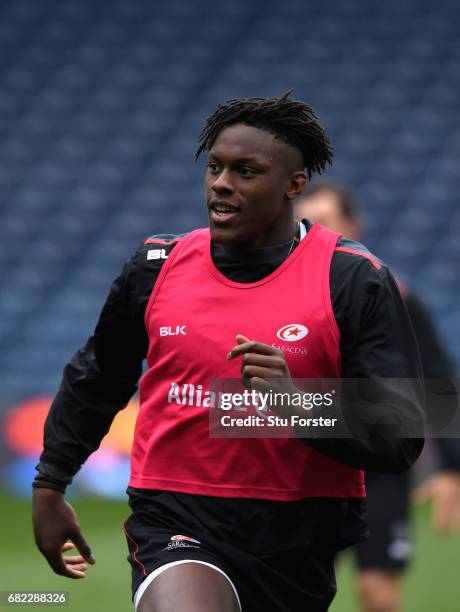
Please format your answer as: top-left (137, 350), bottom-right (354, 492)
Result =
top-left (211, 168), bottom-right (234, 194)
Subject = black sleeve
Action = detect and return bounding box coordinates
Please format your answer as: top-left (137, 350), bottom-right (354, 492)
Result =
top-left (34, 235), bottom-right (182, 491)
top-left (405, 292), bottom-right (460, 471)
top-left (297, 240), bottom-right (425, 473)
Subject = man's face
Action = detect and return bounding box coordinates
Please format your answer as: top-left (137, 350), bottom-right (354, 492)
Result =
top-left (205, 123), bottom-right (305, 246)
top-left (296, 190), bottom-right (360, 241)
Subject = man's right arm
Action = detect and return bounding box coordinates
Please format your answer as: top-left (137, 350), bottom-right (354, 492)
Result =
top-left (33, 234), bottom-right (182, 490)
top-left (34, 247), bottom-right (146, 489)
top-left (32, 234), bottom-right (181, 577)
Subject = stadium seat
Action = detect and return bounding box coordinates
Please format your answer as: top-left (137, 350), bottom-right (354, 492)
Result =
top-left (0, 0), bottom-right (459, 400)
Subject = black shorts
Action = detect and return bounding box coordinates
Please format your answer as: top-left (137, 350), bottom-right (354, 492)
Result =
top-left (354, 472), bottom-right (412, 572)
top-left (124, 489), bottom-right (367, 612)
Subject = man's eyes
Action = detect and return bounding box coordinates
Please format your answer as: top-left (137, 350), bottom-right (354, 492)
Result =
top-left (239, 167), bottom-right (258, 176)
top-left (206, 163), bottom-right (259, 176)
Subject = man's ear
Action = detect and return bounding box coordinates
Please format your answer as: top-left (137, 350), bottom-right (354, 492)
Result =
top-left (286, 172), bottom-right (308, 200)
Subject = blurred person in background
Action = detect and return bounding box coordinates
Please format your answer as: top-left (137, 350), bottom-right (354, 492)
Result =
top-left (31, 93), bottom-right (425, 612)
top-left (296, 182), bottom-right (460, 612)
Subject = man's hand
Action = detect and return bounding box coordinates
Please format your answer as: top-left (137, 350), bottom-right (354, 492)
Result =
top-left (227, 334), bottom-right (297, 414)
top-left (32, 488), bottom-right (96, 578)
top-left (413, 472), bottom-right (460, 534)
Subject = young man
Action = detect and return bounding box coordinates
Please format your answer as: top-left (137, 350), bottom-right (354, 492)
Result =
top-left (32, 92), bottom-right (424, 612)
top-left (296, 182), bottom-right (460, 612)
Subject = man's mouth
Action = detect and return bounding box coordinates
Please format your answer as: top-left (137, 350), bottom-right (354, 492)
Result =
top-left (209, 200), bottom-right (240, 224)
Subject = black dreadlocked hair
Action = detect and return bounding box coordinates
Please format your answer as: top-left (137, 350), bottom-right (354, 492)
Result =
top-left (196, 90), bottom-right (333, 178)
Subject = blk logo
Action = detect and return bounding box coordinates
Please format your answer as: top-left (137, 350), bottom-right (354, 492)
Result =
top-left (160, 325), bottom-right (187, 336)
top-left (276, 324), bottom-right (308, 342)
top-left (147, 249), bottom-right (168, 260)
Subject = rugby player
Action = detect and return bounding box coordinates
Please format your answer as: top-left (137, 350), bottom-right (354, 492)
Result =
top-left (296, 182), bottom-right (460, 612)
top-left (32, 92), bottom-right (424, 612)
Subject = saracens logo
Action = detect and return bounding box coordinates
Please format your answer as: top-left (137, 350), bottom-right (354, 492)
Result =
top-left (276, 324), bottom-right (309, 342)
top-left (164, 534), bottom-right (202, 551)
top-left (170, 535), bottom-right (201, 544)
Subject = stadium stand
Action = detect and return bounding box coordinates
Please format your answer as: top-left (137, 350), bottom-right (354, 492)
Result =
top-left (0, 0), bottom-right (459, 396)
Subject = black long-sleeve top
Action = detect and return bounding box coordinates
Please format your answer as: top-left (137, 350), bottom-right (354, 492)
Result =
top-left (35, 220), bottom-right (427, 491)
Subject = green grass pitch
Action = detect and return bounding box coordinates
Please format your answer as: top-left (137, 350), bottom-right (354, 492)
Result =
top-left (0, 494), bottom-right (459, 611)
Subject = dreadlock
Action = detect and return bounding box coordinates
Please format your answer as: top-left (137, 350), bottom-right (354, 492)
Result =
top-left (196, 90), bottom-right (333, 178)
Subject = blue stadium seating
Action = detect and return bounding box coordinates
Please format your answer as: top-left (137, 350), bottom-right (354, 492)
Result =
top-left (0, 0), bottom-right (459, 396)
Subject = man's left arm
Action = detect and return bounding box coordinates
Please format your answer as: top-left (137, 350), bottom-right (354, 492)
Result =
top-left (227, 256), bottom-right (425, 473)
top-left (303, 254), bottom-right (426, 473)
